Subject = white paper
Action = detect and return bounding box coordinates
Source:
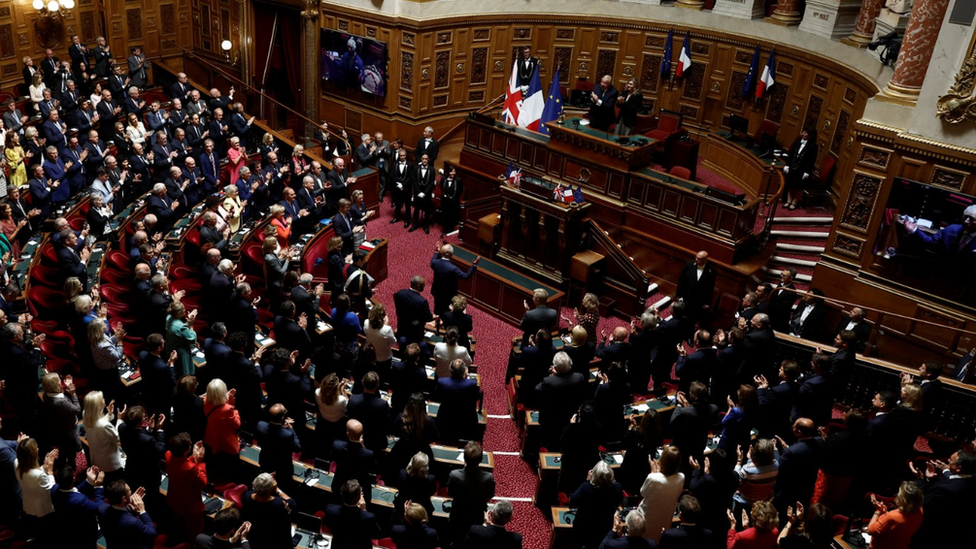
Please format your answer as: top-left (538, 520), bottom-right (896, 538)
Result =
top-left (456, 452), bottom-right (465, 462)
top-left (612, 454), bottom-right (624, 464)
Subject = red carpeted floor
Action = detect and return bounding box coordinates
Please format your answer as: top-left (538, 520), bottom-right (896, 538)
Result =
top-left (364, 198), bottom-right (641, 548)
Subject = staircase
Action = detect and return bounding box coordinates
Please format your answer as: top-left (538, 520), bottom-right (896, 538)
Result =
top-left (766, 209), bottom-right (834, 290)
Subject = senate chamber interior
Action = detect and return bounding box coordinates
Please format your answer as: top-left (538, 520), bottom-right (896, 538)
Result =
top-left (0, 0), bottom-right (974, 548)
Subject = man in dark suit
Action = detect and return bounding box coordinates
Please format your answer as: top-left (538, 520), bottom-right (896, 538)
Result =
top-left (742, 313), bottom-right (776, 382)
top-left (788, 288), bottom-right (827, 342)
top-left (463, 500), bottom-right (523, 549)
top-left (52, 464), bottom-right (103, 549)
top-left (902, 360), bottom-right (944, 416)
top-left (324, 480), bottom-right (383, 549)
top-left (389, 148), bottom-right (414, 226)
top-left (628, 311), bottom-right (658, 394)
top-left (440, 165), bottom-right (463, 236)
top-left (447, 441), bottom-right (496, 546)
top-left (170, 72), bottom-right (192, 101)
top-left (0, 322), bottom-right (44, 433)
top-left (773, 418), bottom-right (823, 517)
top-left (127, 47), bottom-right (147, 89)
top-left (205, 258), bottom-right (236, 324)
top-left (588, 75), bottom-right (618, 132)
top-left (393, 275), bottom-right (433, 347)
top-left (146, 182), bottom-right (180, 233)
top-left (254, 404), bottom-right (301, 483)
top-left (199, 139), bottom-right (220, 197)
top-left (430, 243), bottom-right (479, 315)
top-left (536, 351), bottom-right (586, 448)
top-left (659, 495), bottom-right (713, 549)
top-left (228, 103), bottom-right (253, 140)
top-left (415, 126), bottom-right (439, 163)
top-left (291, 273), bottom-right (324, 325)
top-left (200, 323), bottom-right (231, 389)
top-left (909, 451), bottom-right (976, 549)
top-left (91, 37), bottom-right (112, 78)
top-left (123, 88), bottom-right (146, 117)
top-left (273, 301), bottom-right (312, 361)
top-left (670, 382), bottom-right (719, 472)
top-left (95, 88), bottom-right (121, 140)
top-left (410, 153), bottom-right (435, 234)
top-left (519, 288), bottom-right (558, 347)
top-left (27, 165), bottom-right (55, 220)
top-left (199, 211), bottom-right (230, 253)
top-left (516, 45), bottom-right (539, 94)
top-left (756, 360), bottom-right (800, 439)
top-left (768, 268), bottom-right (798, 333)
top-left (435, 359), bottom-right (483, 443)
top-left (783, 128), bottom-right (817, 209)
top-left (57, 230), bottom-right (89, 284)
top-left (355, 133), bottom-right (378, 168)
top-left (138, 334), bottom-right (176, 415)
top-left (331, 420), bottom-right (377, 504)
top-left (193, 508), bottom-right (252, 549)
top-left (326, 158), bottom-right (355, 215)
top-left (596, 326), bottom-right (633, 369)
top-left (600, 511), bottom-right (657, 549)
top-left (224, 332), bottom-right (265, 429)
top-left (225, 283), bottom-right (258, 350)
top-left (675, 330), bottom-right (716, 394)
top-left (347, 371), bottom-right (391, 453)
top-left (834, 306), bottom-right (871, 353)
top-left (332, 198), bottom-right (362, 257)
top-left (791, 354), bottom-right (832, 427)
top-left (650, 300), bottom-right (688, 391)
top-left (40, 49), bottom-right (61, 89)
top-left (118, 407), bottom-right (166, 512)
top-left (823, 329), bottom-right (857, 391)
top-left (97, 480), bottom-right (157, 549)
top-left (676, 250), bottom-right (717, 323)
top-left (107, 65), bottom-right (130, 102)
top-left (265, 348), bottom-right (315, 457)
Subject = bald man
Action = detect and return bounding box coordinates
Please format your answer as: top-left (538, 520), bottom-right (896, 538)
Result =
top-left (773, 417), bottom-right (823, 518)
top-left (330, 419), bottom-right (376, 504)
top-left (676, 250), bottom-right (717, 322)
top-left (255, 403), bottom-right (301, 485)
top-left (596, 326), bottom-right (632, 366)
top-left (430, 242), bottom-right (480, 315)
top-left (587, 75), bottom-right (618, 132)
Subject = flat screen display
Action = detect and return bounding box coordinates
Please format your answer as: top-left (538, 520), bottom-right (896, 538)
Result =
top-left (320, 29), bottom-right (387, 97)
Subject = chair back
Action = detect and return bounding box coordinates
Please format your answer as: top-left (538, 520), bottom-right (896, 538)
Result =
top-left (658, 110), bottom-right (682, 133)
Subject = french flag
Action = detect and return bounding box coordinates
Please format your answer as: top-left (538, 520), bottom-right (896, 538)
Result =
top-left (505, 162), bottom-right (522, 186)
top-left (518, 65), bottom-right (545, 131)
top-left (502, 61), bottom-right (522, 126)
top-left (756, 50), bottom-right (776, 99)
top-left (676, 32), bottom-right (692, 78)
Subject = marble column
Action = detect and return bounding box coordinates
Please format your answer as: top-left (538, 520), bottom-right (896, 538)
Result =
top-left (843, 0), bottom-right (885, 46)
top-left (675, 0), bottom-right (705, 9)
top-left (769, 0), bottom-right (803, 24)
top-left (712, 0), bottom-right (766, 20)
top-left (881, 0), bottom-right (950, 102)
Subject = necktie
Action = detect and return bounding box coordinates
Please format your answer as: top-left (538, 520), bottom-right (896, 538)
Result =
top-left (957, 233), bottom-right (974, 253)
top-left (94, 143), bottom-right (101, 156)
top-left (210, 154), bottom-right (216, 176)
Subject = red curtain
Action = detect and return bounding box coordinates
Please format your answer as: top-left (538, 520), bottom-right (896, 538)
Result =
top-left (279, 14), bottom-right (303, 100)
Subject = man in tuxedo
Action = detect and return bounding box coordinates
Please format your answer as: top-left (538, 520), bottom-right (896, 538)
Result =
top-left (429, 243), bottom-right (479, 315)
top-left (127, 47), bottom-right (147, 89)
top-left (447, 441), bottom-right (496, 546)
top-left (768, 268), bottom-right (797, 333)
top-left (330, 420), bottom-right (377, 503)
top-left (463, 500), bottom-right (523, 549)
top-left (536, 351), bottom-right (586, 448)
top-left (615, 78), bottom-right (643, 136)
top-left (435, 359), bottom-right (483, 443)
top-left (588, 74), bottom-right (618, 132)
top-left (390, 148), bottom-right (414, 226)
top-left (415, 126), bottom-right (439, 163)
top-left (834, 307), bottom-right (871, 354)
top-left (440, 165), bottom-right (463, 236)
top-left (92, 36), bottom-right (112, 78)
top-left (324, 480), bottom-right (382, 549)
top-left (783, 128), bottom-right (817, 209)
top-left (676, 250), bottom-right (717, 323)
top-left (519, 288), bottom-right (558, 347)
top-left (97, 480), bottom-right (158, 549)
top-left (170, 72), bottom-right (192, 101)
top-left (516, 45), bottom-right (539, 96)
top-left (788, 289), bottom-right (827, 342)
top-left (411, 153), bottom-right (435, 234)
top-left (393, 275), bottom-right (433, 346)
top-left (372, 132), bottom-right (391, 198)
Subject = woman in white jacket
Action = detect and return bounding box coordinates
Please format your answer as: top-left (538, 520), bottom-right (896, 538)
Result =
top-left (638, 445), bottom-right (685, 544)
top-left (83, 391), bottom-right (126, 483)
top-left (14, 437), bottom-right (57, 543)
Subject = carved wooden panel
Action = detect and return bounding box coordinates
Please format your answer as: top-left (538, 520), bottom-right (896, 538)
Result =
top-left (833, 234), bottom-right (864, 258)
top-left (779, 62), bottom-right (793, 77)
top-left (930, 166), bottom-right (967, 190)
top-left (857, 145), bottom-right (891, 170)
top-left (553, 47), bottom-right (573, 83)
top-left (679, 104), bottom-right (699, 120)
top-left (734, 50), bottom-right (753, 64)
top-left (79, 10), bottom-right (97, 42)
top-left (766, 83), bottom-right (789, 123)
top-left (803, 94), bottom-right (823, 132)
top-left (645, 34), bottom-right (665, 49)
top-left (514, 28), bottom-right (531, 39)
top-left (160, 4), bottom-right (176, 35)
top-left (127, 9), bottom-right (143, 40)
top-left (201, 5), bottom-right (210, 37)
top-left (433, 94), bottom-right (448, 107)
top-left (556, 28), bottom-right (575, 41)
top-left (471, 47), bottom-right (487, 84)
top-left (402, 32), bottom-right (414, 46)
top-left (639, 53), bottom-right (661, 92)
top-left (437, 32), bottom-right (452, 45)
top-left (681, 62), bottom-right (706, 101)
top-left (601, 31), bottom-right (619, 44)
top-left (692, 43), bottom-right (710, 56)
top-left (726, 71), bottom-right (747, 110)
top-left (830, 110), bottom-right (850, 155)
top-left (469, 90), bottom-right (485, 102)
top-left (0, 7), bottom-right (9, 17)
top-left (400, 51), bottom-right (414, 92)
top-left (840, 172), bottom-right (884, 232)
top-left (1, 64), bottom-right (16, 77)
top-left (0, 24), bottom-right (12, 60)
top-left (596, 49), bottom-right (616, 79)
top-left (813, 73), bottom-right (829, 90)
top-left (844, 87), bottom-right (856, 104)
top-left (435, 51), bottom-right (451, 88)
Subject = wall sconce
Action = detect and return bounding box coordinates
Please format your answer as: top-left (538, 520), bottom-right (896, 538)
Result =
top-left (221, 40), bottom-right (239, 66)
top-left (33, 0), bottom-right (75, 18)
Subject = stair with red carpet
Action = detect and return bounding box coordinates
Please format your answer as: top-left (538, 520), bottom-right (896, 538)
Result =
top-left (766, 203), bottom-right (834, 290)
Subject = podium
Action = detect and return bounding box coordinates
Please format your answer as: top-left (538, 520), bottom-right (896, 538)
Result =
top-left (495, 182), bottom-right (591, 287)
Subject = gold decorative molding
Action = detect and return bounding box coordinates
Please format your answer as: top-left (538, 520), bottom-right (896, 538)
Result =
top-left (936, 53), bottom-right (976, 124)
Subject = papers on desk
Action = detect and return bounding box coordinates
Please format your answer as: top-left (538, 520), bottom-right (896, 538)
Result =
top-left (579, 119), bottom-right (590, 126)
top-left (456, 451), bottom-right (465, 462)
top-left (304, 476), bottom-right (319, 487)
top-left (425, 366), bottom-right (435, 377)
top-left (255, 334), bottom-right (275, 347)
top-left (194, 350), bottom-right (205, 359)
top-left (630, 402), bottom-right (650, 414)
top-left (611, 454), bottom-right (624, 465)
top-left (425, 331), bottom-right (435, 338)
top-left (360, 241), bottom-right (376, 250)
top-left (121, 369), bottom-right (134, 380)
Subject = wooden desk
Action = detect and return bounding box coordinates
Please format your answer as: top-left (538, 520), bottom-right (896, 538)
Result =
top-left (431, 444), bottom-right (494, 470)
top-left (545, 117), bottom-right (659, 172)
top-left (701, 132), bottom-right (785, 203)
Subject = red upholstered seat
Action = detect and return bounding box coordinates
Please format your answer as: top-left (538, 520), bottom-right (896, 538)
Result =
top-left (28, 265), bottom-right (61, 288)
top-left (27, 286), bottom-right (64, 317)
top-left (107, 250), bottom-right (132, 272)
top-left (170, 265), bottom-right (197, 280)
top-left (100, 268), bottom-right (133, 285)
top-left (754, 120), bottom-right (779, 144)
top-left (223, 484), bottom-right (247, 509)
top-left (669, 166), bottom-right (693, 181)
top-left (100, 284), bottom-right (130, 304)
top-left (40, 244), bottom-right (58, 267)
top-left (243, 242), bottom-right (265, 277)
top-left (646, 109), bottom-right (684, 143)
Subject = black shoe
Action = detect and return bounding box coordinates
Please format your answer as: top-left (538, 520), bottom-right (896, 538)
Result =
top-left (390, 217), bottom-right (400, 224)
top-left (408, 225), bottom-right (418, 233)
top-left (404, 221), bottom-right (411, 228)
top-left (424, 226), bottom-right (430, 235)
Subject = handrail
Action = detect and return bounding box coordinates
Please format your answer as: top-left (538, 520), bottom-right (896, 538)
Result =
top-left (159, 38), bottom-right (350, 149)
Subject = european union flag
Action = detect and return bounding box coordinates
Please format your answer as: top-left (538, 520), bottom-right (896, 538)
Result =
top-left (743, 45), bottom-right (760, 98)
top-left (661, 29), bottom-right (674, 77)
top-left (538, 69), bottom-right (563, 136)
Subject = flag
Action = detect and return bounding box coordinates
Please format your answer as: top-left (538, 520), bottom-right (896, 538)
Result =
top-left (553, 184), bottom-right (573, 203)
top-left (756, 50), bottom-right (776, 99)
top-left (538, 69), bottom-right (563, 136)
top-left (676, 32), bottom-right (692, 78)
top-left (742, 45), bottom-right (760, 98)
top-left (661, 29), bottom-right (674, 77)
top-left (518, 64), bottom-right (544, 131)
top-left (560, 187), bottom-right (575, 203)
top-left (505, 162), bottom-right (522, 186)
top-left (502, 61), bottom-right (522, 126)
top-left (573, 185), bottom-right (585, 204)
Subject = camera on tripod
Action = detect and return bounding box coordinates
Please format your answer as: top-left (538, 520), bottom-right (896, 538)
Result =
top-left (868, 31), bottom-right (902, 67)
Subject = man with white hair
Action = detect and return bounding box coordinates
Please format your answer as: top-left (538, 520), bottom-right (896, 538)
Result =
top-left (355, 133), bottom-right (377, 168)
top-left (146, 182), bottom-right (179, 232)
top-left (536, 351), bottom-right (586, 448)
top-left (207, 258), bottom-right (240, 322)
top-left (414, 126), bottom-right (438, 163)
top-left (170, 72), bottom-right (192, 101)
top-left (901, 203), bottom-right (976, 259)
top-left (200, 211), bottom-right (230, 252)
top-left (123, 86), bottom-right (145, 116)
top-left (326, 157), bottom-right (356, 215)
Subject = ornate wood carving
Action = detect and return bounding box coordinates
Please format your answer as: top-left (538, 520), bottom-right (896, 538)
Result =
top-left (856, 146), bottom-right (891, 170)
top-left (0, 7), bottom-right (10, 17)
top-left (556, 28), bottom-right (575, 41)
top-left (600, 31), bottom-right (619, 43)
top-left (766, 83), bottom-right (789, 123)
top-left (160, 4), bottom-right (176, 35)
top-left (402, 32), bottom-right (414, 47)
top-left (681, 62), bottom-right (706, 101)
top-left (831, 110), bottom-right (850, 155)
top-left (80, 10), bottom-right (97, 41)
top-left (779, 62), bottom-right (793, 77)
top-left (433, 94), bottom-right (448, 107)
top-left (400, 51), bottom-right (413, 92)
top-left (930, 167), bottom-right (966, 190)
top-left (495, 60), bottom-right (503, 71)
top-left (679, 104), bottom-right (699, 120)
top-left (841, 172), bottom-right (883, 231)
top-left (734, 50), bottom-right (753, 64)
top-left (1, 64), bottom-right (16, 77)
top-left (366, 27), bottom-right (377, 38)
top-left (645, 35), bottom-right (664, 49)
top-left (126, 9), bottom-right (143, 40)
top-left (710, 79), bottom-right (721, 94)
top-left (553, 47), bottom-right (572, 83)
top-left (474, 28), bottom-right (490, 41)
top-left (468, 90), bottom-right (485, 102)
top-left (514, 28), bottom-right (531, 39)
top-left (803, 95), bottom-right (823, 132)
top-left (399, 96), bottom-right (412, 110)
top-left (435, 51), bottom-right (450, 88)
top-left (692, 42), bottom-right (710, 55)
top-left (639, 53), bottom-right (661, 92)
top-left (437, 32), bottom-right (452, 45)
top-left (844, 87), bottom-right (856, 103)
top-left (597, 49), bottom-right (616, 80)
top-left (833, 234), bottom-right (863, 258)
top-left (471, 47), bottom-right (487, 84)
top-left (338, 20), bottom-right (349, 31)
top-left (0, 24), bottom-right (12, 60)
top-left (813, 73), bottom-right (829, 90)
top-left (726, 71), bottom-right (747, 110)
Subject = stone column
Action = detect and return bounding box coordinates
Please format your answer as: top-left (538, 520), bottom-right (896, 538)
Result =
top-left (712, 0), bottom-right (766, 20)
top-left (843, 0), bottom-right (885, 46)
top-left (881, 0), bottom-right (951, 102)
top-left (675, 0), bottom-right (705, 9)
top-left (769, 0), bottom-right (803, 24)
top-left (621, 0), bottom-right (667, 4)
top-left (798, 0), bottom-right (863, 39)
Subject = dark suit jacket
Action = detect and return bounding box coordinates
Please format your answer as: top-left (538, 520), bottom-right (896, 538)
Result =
top-left (200, 337), bottom-right (231, 388)
top-left (414, 164), bottom-right (435, 199)
top-left (791, 373), bottom-right (831, 426)
top-left (537, 371), bottom-right (586, 441)
top-left (332, 212), bottom-right (357, 256)
top-left (430, 252), bottom-right (476, 314)
top-left (347, 393), bottom-right (392, 453)
top-left (758, 381), bottom-right (798, 438)
top-left (57, 246), bottom-right (86, 282)
top-left (390, 524), bottom-right (439, 549)
top-left (254, 421), bottom-right (301, 478)
top-left (775, 437), bottom-right (823, 507)
top-left (742, 327), bottom-right (776, 379)
top-left (768, 283), bottom-right (797, 332)
top-left (519, 305), bottom-right (558, 347)
top-left (676, 260), bottom-right (717, 313)
top-left (789, 302), bottom-right (827, 341)
top-left (598, 532), bottom-right (657, 549)
top-left (138, 351), bottom-right (175, 414)
top-left (658, 524), bottom-right (713, 549)
top-left (393, 288), bottom-right (433, 343)
top-left (51, 481), bottom-right (103, 547)
top-left (273, 316), bottom-right (311, 358)
top-left (97, 504), bottom-right (157, 549)
top-left (290, 285), bottom-right (321, 322)
top-left (323, 504), bottom-right (382, 549)
top-left (464, 524), bottom-right (523, 549)
top-left (588, 85), bottom-right (619, 131)
top-left (911, 476), bottom-right (976, 548)
top-left (669, 402), bottom-right (719, 465)
top-left (330, 439), bottom-right (376, 501)
top-left (391, 160), bottom-right (416, 194)
top-left (414, 137), bottom-right (439, 163)
top-left (447, 466), bottom-right (495, 535)
top-left (675, 347), bottom-right (717, 394)
top-left (146, 194), bottom-right (176, 230)
top-left (199, 151), bottom-right (220, 195)
top-left (786, 137), bottom-right (817, 182)
top-left (435, 377), bottom-right (482, 442)
top-left (118, 424), bottom-right (165, 492)
top-left (596, 341), bottom-right (632, 368)
top-left (834, 319), bottom-right (871, 353)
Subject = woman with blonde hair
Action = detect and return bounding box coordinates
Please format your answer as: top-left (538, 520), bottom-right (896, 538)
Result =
top-left (349, 189), bottom-right (375, 249)
top-left (14, 438), bottom-right (58, 543)
top-left (866, 480), bottom-right (924, 549)
top-left (203, 378), bottom-right (241, 483)
top-left (29, 71), bottom-right (46, 107)
top-left (290, 144), bottom-right (309, 176)
top-left (125, 112), bottom-right (147, 145)
top-left (227, 136), bottom-right (247, 187)
top-left (314, 373), bottom-right (349, 459)
top-left (391, 501), bottom-right (439, 549)
top-left (639, 445), bottom-right (685, 543)
top-left (83, 390), bottom-right (125, 482)
top-left (393, 451), bottom-right (437, 524)
top-left (221, 184), bottom-right (244, 232)
top-left (89, 319), bottom-right (125, 400)
top-left (263, 235), bottom-right (290, 300)
top-left (258, 132), bottom-right (278, 166)
top-left (268, 204), bottom-right (291, 247)
top-left (5, 131), bottom-right (29, 187)
top-left (164, 301), bottom-right (199, 378)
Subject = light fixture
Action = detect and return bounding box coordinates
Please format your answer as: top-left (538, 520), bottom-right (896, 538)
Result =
top-left (221, 40), bottom-right (239, 66)
top-left (34, 0), bottom-right (73, 18)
